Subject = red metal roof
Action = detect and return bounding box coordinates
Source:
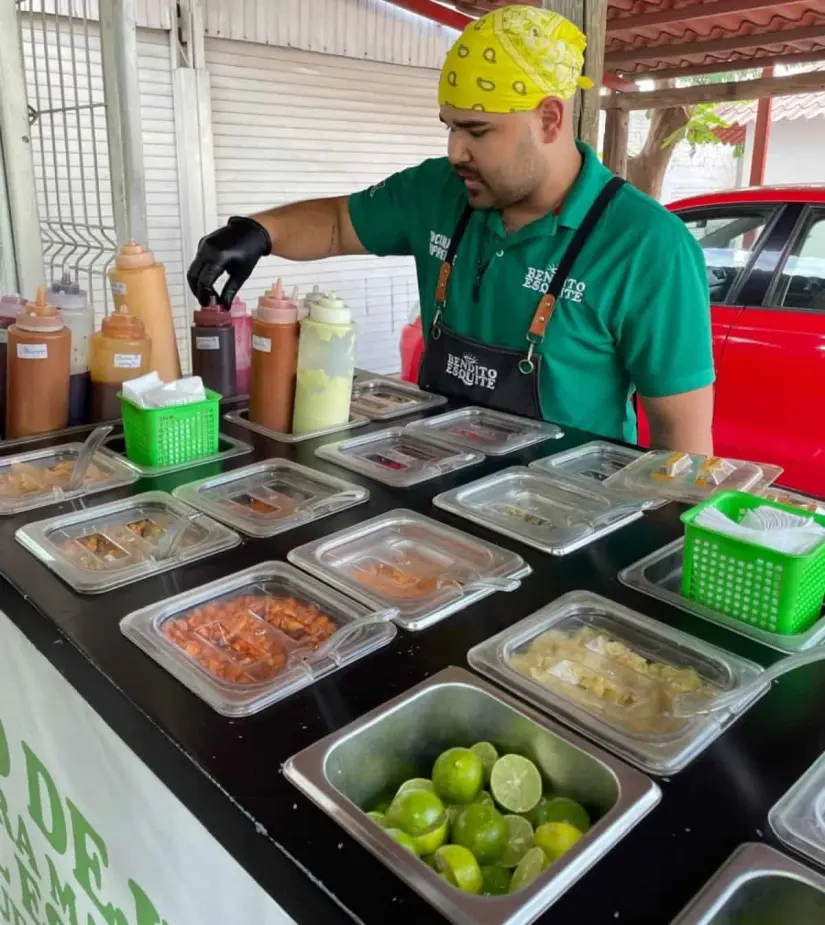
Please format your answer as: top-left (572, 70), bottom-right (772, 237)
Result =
top-left (438, 0), bottom-right (825, 84)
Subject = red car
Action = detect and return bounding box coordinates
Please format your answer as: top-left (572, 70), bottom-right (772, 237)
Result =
top-left (649, 186), bottom-right (825, 497)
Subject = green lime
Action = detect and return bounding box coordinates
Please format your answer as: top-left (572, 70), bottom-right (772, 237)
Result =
top-left (422, 853), bottom-right (439, 870)
top-left (372, 797), bottom-right (392, 814)
top-left (385, 827), bottom-right (419, 856)
top-left (481, 865), bottom-right (511, 896)
top-left (446, 804), bottom-right (462, 828)
top-left (509, 846), bottom-right (546, 893)
top-left (534, 821), bottom-right (583, 864)
top-left (451, 803), bottom-right (508, 864)
top-left (490, 754), bottom-right (543, 814)
top-left (474, 790), bottom-right (494, 807)
top-left (412, 815), bottom-right (449, 856)
top-left (533, 797), bottom-right (591, 833)
top-left (470, 742), bottom-right (499, 784)
top-left (497, 814), bottom-right (534, 868)
top-left (366, 811), bottom-right (388, 828)
top-left (432, 747), bottom-right (484, 805)
top-left (386, 789), bottom-right (445, 836)
top-left (434, 844), bottom-right (483, 894)
top-left (396, 778), bottom-right (435, 796)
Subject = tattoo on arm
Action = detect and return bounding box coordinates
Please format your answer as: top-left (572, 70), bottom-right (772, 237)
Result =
top-left (327, 221), bottom-right (338, 257)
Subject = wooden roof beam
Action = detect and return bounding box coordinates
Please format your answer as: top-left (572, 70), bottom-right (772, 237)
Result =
top-left (620, 48), bottom-right (825, 80)
top-left (601, 66), bottom-right (825, 109)
top-left (607, 0), bottom-right (786, 35)
top-left (605, 23), bottom-right (825, 68)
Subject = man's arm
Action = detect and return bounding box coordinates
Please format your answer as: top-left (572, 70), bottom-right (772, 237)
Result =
top-left (641, 385), bottom-right (714, 456)
top-left (250, 196), bottom-right (368, 261)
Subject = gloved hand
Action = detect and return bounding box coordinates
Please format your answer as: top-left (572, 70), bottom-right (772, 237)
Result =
top-left (187, 216), bottom-right (272, 308)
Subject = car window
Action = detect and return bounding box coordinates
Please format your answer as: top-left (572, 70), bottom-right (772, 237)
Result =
top-left (774, 211), bottom-right (825, 311)
top-left (678, 208), bottom-right (775, 304)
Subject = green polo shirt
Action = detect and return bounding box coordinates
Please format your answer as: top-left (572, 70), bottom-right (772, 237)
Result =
top-left (348, 142), bottom-right (713, 443)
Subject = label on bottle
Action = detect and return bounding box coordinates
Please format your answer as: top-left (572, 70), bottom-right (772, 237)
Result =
top-left (114, 353), bottom-right (142, 369)
top-left (110, 281), bottom-right (127, 297)
top-left (0, 330), bottom-right (7, 344)
top-left (252, 335), bottom-right (272, 353)
top-left (17, 343), bottom-right (47, 359)
top-left (195, 336), bottom-right (220, 351)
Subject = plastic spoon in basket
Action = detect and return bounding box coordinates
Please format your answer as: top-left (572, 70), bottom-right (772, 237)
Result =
top-left (295, 489), bottom-right (364, 519)
top-left (155, 511), bottom-right (202, 561)
top-left (671, 648), bottom-right (825, 719)
top-left (67, 425), bottom-right (114, 490)
top-left (437, 567), bottom-right (522, 595)
top-left (287, 608), bottom-right (399, 675)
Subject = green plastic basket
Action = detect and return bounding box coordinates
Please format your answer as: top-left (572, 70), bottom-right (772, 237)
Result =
top-left (119, 389), bottom-right (222, 468)
top-left (681, 490), bottom-right (825, 635)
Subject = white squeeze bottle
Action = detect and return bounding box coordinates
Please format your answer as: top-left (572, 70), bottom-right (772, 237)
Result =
top-left (291, 291), bottom-right (356, 435)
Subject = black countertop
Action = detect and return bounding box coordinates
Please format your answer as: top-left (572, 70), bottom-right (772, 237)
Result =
top-left (1, 394), bottom-right (824, 925)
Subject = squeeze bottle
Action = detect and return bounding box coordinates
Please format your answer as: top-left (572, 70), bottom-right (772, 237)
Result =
top-left (108, 241), bottom-right (181, 382)
top-left (399, 303), bottom-right (424, 385)
top-left (230, 296), bottom-right (252, 395)
top-left (191, 302), bottom-right (236, 397)
top-left (6, 288), bottom-right (71, 439)
top-left (47, 272), bottom-right (93, 426)
top-left (0, 295), bottom-right (26, 437)
top-left (249, 280), bottom-right (299, 434)
top-left (89, 305), bottom-right (151, 422)
top-left (292, 292), bottom-right (356, 435)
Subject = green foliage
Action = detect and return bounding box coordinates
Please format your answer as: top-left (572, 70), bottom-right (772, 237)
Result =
top-left (662, 102), bottom-right (732, 152)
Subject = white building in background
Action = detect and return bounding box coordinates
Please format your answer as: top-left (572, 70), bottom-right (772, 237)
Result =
top-left (12, 0), bottom-right (819, 376)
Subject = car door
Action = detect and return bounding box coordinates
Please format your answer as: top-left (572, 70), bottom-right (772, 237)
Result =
top-left (719, 204), bottom-right (825, 495)
top-left (637, 203), bottom-right (783, 446)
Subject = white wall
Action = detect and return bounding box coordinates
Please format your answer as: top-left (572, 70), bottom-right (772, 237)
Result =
top-left (743, 117), bottom-right (825, 186)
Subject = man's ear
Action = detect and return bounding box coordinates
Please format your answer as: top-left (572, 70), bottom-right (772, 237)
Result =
top-left (536, 97), bottom-right (565, 144)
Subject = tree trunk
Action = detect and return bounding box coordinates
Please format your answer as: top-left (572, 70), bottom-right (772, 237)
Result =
top-left (626, 105), bottom-right (689, 199)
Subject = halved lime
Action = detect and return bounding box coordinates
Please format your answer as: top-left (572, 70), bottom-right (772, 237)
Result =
top-left (470, 742), bottom-right (499, 784)
top-left (396, 778), bottom-right (435, 796)
top-left (481, 865), bottom-right (511, 896)
top-left (451, 803), bottom-right (508, 865)
top-left (497, 814), bottom-right (534, 868)
top-left (432, 747), bottom-right (484, 805)
top-left (490, 754), bottom-right (543, 814)
top-left (366, 811), bottom-right (388, 828)
top-left (534, 796), bottom-right (591, 833)
top-left (386, 789), bottom-right (445, 836)
top-left (385, 827), bottom-right (419, 856)
top-left (534, 821), bottom-right (583, 864)
top-left (434, 844), bottom-right (483, 894)
top-left (412, 814), bottom-right (449, 856)
top-left (509, 846), bottom-right (546, 893)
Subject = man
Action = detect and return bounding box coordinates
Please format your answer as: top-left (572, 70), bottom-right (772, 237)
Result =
top-left (188, 4), bottom-right (714, 453)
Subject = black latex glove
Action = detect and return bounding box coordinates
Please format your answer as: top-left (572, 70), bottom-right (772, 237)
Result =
top-left (187, 216), bottom-right (272, 308)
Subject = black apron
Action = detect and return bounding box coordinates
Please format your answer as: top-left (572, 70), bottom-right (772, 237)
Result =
top-left (418, 176), bottom-right (625, 421)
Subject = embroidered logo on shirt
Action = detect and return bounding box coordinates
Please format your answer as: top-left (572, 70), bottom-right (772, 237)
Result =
top-left (368, 180), bottom-right (386, 198)
top-left (523, 265), bottom-right (586, 302)
top-left (429, 231), bottom-right (452, 261)
top-left (445, 353), bottom-right (498, 390)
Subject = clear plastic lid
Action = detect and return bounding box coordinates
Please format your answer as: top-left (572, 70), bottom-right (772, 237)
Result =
top-left (224, 408), bottom-right (369, 444)
top-left (769, 750), bottom-right (825, 869)
top-left (16, 492), bottom-right (240, 593)
top-left (0, 444), bottom-right (138, 515)
top-left (529, 441), bottom-right (666, 510)
top-left (103, 432), bottom-right (251, 477)
top-left (761, 485), bottom-right (825, 516)
top-left (288, 509), bottom-right (530, 631)
top-left (433, 467), bottom-right (643, 556)
top-left (406, 407), bottom-right (563, 455)
top-left (468, 591), bottom-right (765, 774)
top-left (172, 460), bottom-right (369, 537)
top-left (603, 451), bottom-right (782, 504)
top-left (120, 561), bottom-right (396, 717)
top-left (315, 428), bottom-right (483, 488)
top-left (619, 538), bottom-right (825, 654)
top-left (349, 379), bottom-right (446, 421)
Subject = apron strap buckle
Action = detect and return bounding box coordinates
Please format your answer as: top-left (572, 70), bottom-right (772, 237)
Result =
top-left (519, 340), bottom-right (536, 375)
top-left (431, 308), bottom-right (443, 341)
top-left (528, 294), bottom-right (556, 339)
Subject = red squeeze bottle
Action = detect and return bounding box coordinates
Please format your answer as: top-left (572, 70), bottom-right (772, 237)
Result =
top-left (249, 280), bottom-right (300, 433)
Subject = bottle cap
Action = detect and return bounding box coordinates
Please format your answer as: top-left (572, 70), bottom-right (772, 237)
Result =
top-left (48, 271), bottom-right (87, 312)
top-left (113, 240), bottom-right (156, 270)
top-left (256, 279), bottom-right (298, 324)
top-left (310, 291), bottom-right (351, 326)
top-left (15, 287), bottom-right (65, 333)
top-left (193, 301), bottom-right (232, 328)
top-left (229, 296), bottom-right (248, 318)
top-left (48, 272), bottom-right (81, 295)
top-left (101, 304), bottom-right (146, 340)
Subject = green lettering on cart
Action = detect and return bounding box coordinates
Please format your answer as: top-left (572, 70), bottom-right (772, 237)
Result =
top-left (0, 788), bottom-right (13, 837)
top-left (23, 742), bottom-right (67, 854)
top-left (15, 855), bottom-right (41, 920)
top-left (45, 856), bottom-right (79, 925)
top-left (13, 816), bottom-right (39, 879)
top-left (0, 720), bottom-right (10, 778)
top-left (129, 881), bottom-right (169, 925)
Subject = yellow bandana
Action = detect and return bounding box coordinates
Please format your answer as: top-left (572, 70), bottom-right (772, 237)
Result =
top-left (438, 5), bottom-right (594, 113)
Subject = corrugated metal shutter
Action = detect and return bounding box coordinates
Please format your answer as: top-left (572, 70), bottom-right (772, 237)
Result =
top-left (21, 18), bottom-right (188, 367)
top-left (207, 38), bottom-right (448, 374)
